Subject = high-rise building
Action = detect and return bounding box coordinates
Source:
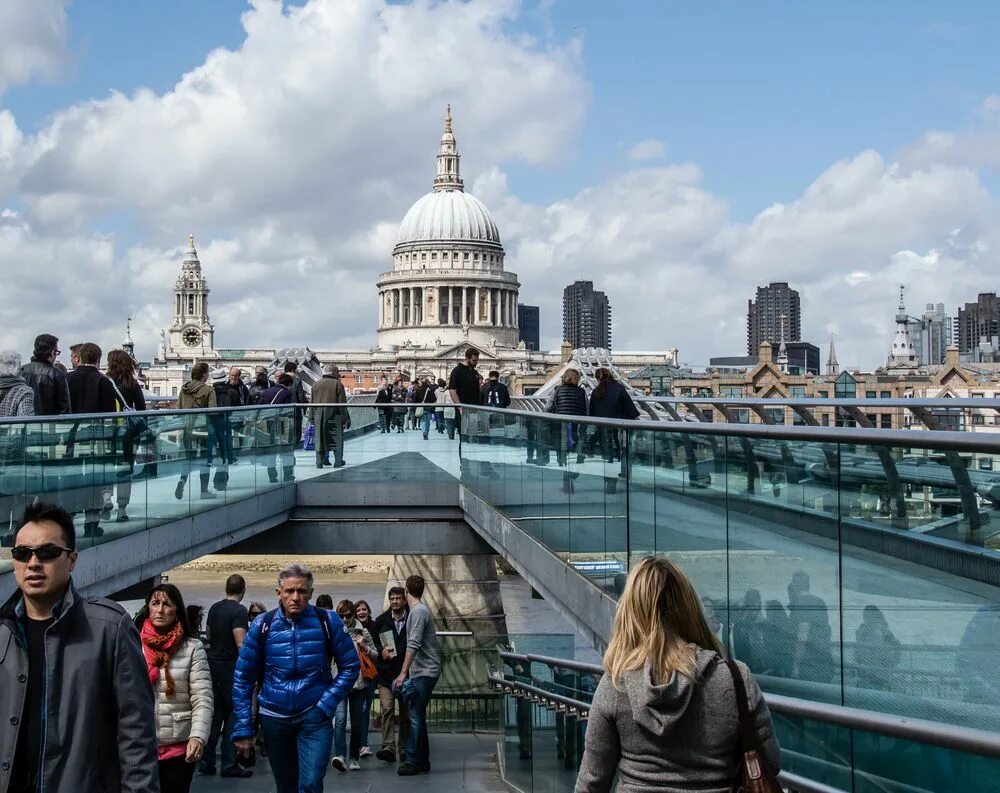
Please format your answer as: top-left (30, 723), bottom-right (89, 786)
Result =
top-left (906, 303), bottom-right (953, 366)
top-left (746, 282), bottom-right (801, 355)
top-left (518, 304), bottom-right (540, 351)
top-left (955, 293), bottom-right (1000, 355)
top-left (563, 281), bottom-right (612, 350)
top-left (785, 342), bottom-right (820, 375)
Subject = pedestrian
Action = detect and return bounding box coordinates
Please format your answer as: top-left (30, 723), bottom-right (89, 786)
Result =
top-left (66, 342), bottom-right (118, 536)
top-left (211, 367), bottom-right (243, 482)
top-left (200, 574), bottom-right (252, 779)
top-left (546, 368), bottom-right (589, 493)
top-left (331, 599), bottom-right (378, 772)
top-left (309, 364), bottom-right (350, 469)
top-left (588, 367), bottom-right (639, 493)
top-left (575, 556), bottom-right (780, 793)
top-left (232, 562), bottom-right (361, 793)
top-left (480, 370), bottom-right (510, 408)
top-left (19, 333), bottom-right (71, 415)
top-left (283, 362), bottom-right (308, 449)
top-left (0, 502), bottom-right (158, 792)
top-left (372, 586), bottom-right (409, 764)
top-left (106, 348), bottom-right (147, 522)
top-left (375, 380), bottom-right (393, 433)
top-left (391, 379), bottom-right (408, 433)
top-left (852, 605), bottom-right (901, 690)
top-left (434, 378), bottom-right (447, 434)
top-left (187, 605), bottom-right (205, 639)
top-left (0, 350), bottom-right (35, 539)
top-left (227, 366), bottom-right (251, 406)
top-left (353, 600), bottom-right (377, 759)
top-left (248, 366), bottom-right (271, 404)
top-left (68, 343), bottom-right (82, 370)
top-left (259, 373), bottom-right (296, 483)
top-left (439, 384), bottom-right (457, 439)
top-left (135, 583), bottom-right (214, 793)
top-left (174, 361), bottom-right (218, 502)
top-left (393, 574), bottom-right (440, 776)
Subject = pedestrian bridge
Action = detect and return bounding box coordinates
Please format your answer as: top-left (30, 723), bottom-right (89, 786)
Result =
top-left (2, 402), bottom-right (1000, 791)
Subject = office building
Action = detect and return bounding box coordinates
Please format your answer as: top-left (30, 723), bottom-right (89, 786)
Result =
top-left (747, 282), bottom-right (801, 356)
top-left (906, 303), bottom-right (952, 367)
top-left (563, 281), bottom-right (612, 350)
top-left (955, 293), bottom-right (1000, 356)
top-left (517, 304), bottom-right (540, 350)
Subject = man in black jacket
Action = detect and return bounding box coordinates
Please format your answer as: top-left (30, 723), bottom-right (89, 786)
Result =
top-left (0, 502), bottom-right (158, 793)
top-left (19, 334), bottom-right (71, 415)
top-left (66, 343), bottom-right (117, 536)
top-left (372, 586), bottom-right (409, 763)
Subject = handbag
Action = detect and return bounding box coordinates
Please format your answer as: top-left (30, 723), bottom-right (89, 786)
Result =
top-left (725, 659), bottom-right (782, 793)
top-left (107, 377), bottom-right (149, 439)
top-left (359, 646), bottom-right (378, 681)
top-left (303, 423), bottom-right (315, 451)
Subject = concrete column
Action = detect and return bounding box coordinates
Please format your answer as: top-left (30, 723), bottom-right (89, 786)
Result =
top-left (461, 285), bottom-right (468, 326)
top-left (394, 289), bottom-right (400, 326)
top-left (378, 291), bottom-right (383, 328)
top-left (486, 288), bottom-right (493, 326)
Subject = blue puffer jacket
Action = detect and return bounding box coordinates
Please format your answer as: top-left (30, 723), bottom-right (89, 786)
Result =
top-left (231, 605), bottom-right (360, 739)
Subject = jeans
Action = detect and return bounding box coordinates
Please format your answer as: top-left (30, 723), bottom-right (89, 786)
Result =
top-left (420, 411), bottom-right (432, 436)
top-left (359, 685), bottom-right (374, 748)
top-left (260, 707), bottom-right (334, 793)
top-left (333, 689), bottom-right (365, 760)
top-left (204, 664), bottom-right (238, 772)
top-left (403, 675), bottom-right (438, 768)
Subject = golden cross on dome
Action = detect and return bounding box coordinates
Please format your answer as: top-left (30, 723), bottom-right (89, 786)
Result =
top-left (444, 104), bottom-right (452, 134)
top-left (188, 233), bottom-right (195, 248)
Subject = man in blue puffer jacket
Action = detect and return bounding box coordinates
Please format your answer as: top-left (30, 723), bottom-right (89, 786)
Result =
top-left (232, 561), bottom-right (360, 792)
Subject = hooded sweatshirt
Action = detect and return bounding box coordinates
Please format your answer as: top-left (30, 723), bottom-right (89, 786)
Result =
top-left (574, 648), bottom-right (779, 793)
top-left (178, 379), bottom-right (217, 410)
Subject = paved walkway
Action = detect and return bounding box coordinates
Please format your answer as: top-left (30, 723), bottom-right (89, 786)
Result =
top-left (192, 733), bottom-right (505, 792)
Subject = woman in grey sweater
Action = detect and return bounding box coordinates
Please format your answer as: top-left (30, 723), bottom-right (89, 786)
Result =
top-left (575, 556), bottom-right (780, 793)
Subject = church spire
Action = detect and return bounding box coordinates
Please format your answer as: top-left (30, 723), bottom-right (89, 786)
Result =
top-left (776, 313), bottom-right (789, 372)
top-left (887, 283), bottom-right (917, 369)
top-left (826, 334), bottom-right (839, 376)
top-left (433, 104), bottom-right (463, 192)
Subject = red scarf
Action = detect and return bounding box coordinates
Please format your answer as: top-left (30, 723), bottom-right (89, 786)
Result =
top-left (140, 619), bottom-right (185, 697)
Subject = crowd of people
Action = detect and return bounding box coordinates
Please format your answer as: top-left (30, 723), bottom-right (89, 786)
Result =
top-left (0, 501), bottom-right (442, 792)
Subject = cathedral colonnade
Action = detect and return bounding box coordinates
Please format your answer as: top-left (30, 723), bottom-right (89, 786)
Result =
top-left (377, 284), bottom-right (519, 329)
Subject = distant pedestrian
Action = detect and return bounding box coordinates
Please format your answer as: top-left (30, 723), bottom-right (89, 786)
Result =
top-left (284, 362), bottom-right (308, 449)
top-left (232, 562), bottom-right (360, 793)
top-left (394, 574), bottom-right (441, 776)
top-left (546, 368), bottom-right (589, 493)
top-left (0, 502), bottom-right (158, 792)
top-left (135, 583), bottom-right (214, 793)
top-left (66, 342), bottom-right (118, 536)
top-left (106, 348), bottom-right (147, 522)
top-left (310, 364), bottom-right (350, 469)
top-left (852, 605), bottom-right (901, 690)
top-left (174, 361), bottom-right (218, 502)
top-left (373, 587), bottom-right (409, 764)
top-left (588, 367), bottom-right (639, 493)
top-left (415, 378), bottom-right (437, 439)
top-left (201, 574), bottom-right (252, 779)
top-left (259, 373), bottom-right (296, 483)
top-left (391, 379), bottom-right (408, 433)
top-left (0, 350), bottom-right (35, 537)
top-left (375, 380), bottom-right (393, 433)
top-left (480, 370), bottom-right (510, 409)
top-left (248, 366), bottom-right (271, 404)
top-left (19, 333), bottom-right (70, 415)
top-left (434, 378), bottom-right (448, 434)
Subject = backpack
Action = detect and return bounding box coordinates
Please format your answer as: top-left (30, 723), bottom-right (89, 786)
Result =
top-left (214, 383), bottom-right (239, 408)
top-left (256, 606), bottom-right (335, 681)
top-left (484, 381), bottom-right (503, 407)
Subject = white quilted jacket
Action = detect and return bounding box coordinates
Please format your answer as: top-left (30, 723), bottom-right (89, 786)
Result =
top-left (151, 636), bottom-right (214, 747)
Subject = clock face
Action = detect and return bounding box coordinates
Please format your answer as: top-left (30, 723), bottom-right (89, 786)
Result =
top-left (182, 327), bottom-right (202, 347)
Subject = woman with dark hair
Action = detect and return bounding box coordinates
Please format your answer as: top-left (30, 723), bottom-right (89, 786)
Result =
top-left (575, 557), bottom-right (779, 793)
top-left (106, 349), bottom-right (147, 521)
top-left (546, 368), bottom-right (589, 493)
top-left (588, 367), bottom-right (640, 494)
top-left (354, 600), bottom-right (377, 759)
top-left (135, 584), bottom-right (214, 792)
top-left (331, 599), bottom-right (378, 771)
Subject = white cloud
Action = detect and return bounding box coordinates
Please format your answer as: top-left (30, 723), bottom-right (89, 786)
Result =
top-left (626, 138), bottom-right (666, 162)
top-left (0, 0), bottom-right (69, 96)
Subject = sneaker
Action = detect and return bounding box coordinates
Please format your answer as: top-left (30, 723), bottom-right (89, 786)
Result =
top-left (174, 481), bottom-right (185, 500)
top-left (115, 510), bottom-right (129, 522)
top-left (375, 749), bottom-right (396, 763)
top-left (359, 746), bottom-right (373, 759)
top-left (200, 490), bottom-right (217, 499)
top-left (220, 768), bottom-right (253, 779)
top-left (397, 762), bottom-right (419, 776)
top-left (100, 502), bottom-right (113, 521)
top-left (349, 759), bottom-right (360, 771)
top-left (331, 756), bottom-right (347, 773)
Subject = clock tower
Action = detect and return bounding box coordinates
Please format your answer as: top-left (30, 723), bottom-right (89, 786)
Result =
top-left (164, 234), bottom-right (218, 361)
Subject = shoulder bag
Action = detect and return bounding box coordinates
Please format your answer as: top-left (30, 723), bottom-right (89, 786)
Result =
top-left (724, 659), bottom-right (782, 793)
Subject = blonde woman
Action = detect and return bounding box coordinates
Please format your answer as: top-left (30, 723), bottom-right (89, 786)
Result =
top-left (575, 557), bottom-right (779, 793)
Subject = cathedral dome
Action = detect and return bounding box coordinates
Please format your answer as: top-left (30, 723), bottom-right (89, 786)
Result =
top-left (397, 189), bottom-right (500, 246)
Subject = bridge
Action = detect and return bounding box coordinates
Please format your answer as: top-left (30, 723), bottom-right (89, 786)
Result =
top-left (2, 400), bottom-right (999, 791)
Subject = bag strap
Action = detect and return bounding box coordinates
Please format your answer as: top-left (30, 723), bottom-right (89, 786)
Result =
top-left (107, 377), bottom-right (134, 412)
top-left (724, 659), bottom-right (760, 754)
top-left (314, 606), bottom-right (335, 666)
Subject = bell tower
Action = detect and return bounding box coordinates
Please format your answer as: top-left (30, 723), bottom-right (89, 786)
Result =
top-left (165, 235), bottom-right (217, 361)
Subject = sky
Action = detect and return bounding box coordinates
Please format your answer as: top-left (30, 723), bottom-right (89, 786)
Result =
top-left (2, 0), bottom-right (1000, 369)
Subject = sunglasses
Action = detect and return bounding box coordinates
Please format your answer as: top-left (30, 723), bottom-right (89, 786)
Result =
top-left (11, 544), bottom-right (73, 563)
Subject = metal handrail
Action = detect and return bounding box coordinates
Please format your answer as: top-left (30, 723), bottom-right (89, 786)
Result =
top-left (0, 402), bottom-right (377, 425)
top-left (460, 403), bottom-right (1000, 451)
top-left (498, 651), bottom-right (1000, 760)
top-left (644, 396), bottom-right (1000, 410)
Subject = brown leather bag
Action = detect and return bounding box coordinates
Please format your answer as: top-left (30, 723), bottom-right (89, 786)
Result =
top-left (725, 659), bottom-right (783, 793)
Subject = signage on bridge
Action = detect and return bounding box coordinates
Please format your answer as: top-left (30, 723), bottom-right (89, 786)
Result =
top-left (571, 560), bottom-right (626, 576)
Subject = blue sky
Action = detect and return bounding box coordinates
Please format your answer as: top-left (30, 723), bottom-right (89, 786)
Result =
top-left (2, 0), bottom-right (1000, 365)
top-left (8, 1), bottom-right (998, 217)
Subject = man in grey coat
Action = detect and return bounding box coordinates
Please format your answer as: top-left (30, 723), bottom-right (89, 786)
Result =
top-left (309, 364), bottom-right (350, 469)
top-left (0, 502), bottom-right (158, 793)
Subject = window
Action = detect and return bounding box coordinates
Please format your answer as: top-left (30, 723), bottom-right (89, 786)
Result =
top-left (979, 458), bottom-right (993, 471)
top-left (703, 409), bottom-right (714, 423)
top-left (866, 391), bottom-right (877, 399)
top-left (817, 390), bottom-right (829, 398)
top-left (153, 387), bottom-right (161, 396)
top-left (171, 387), bottom-right (178, 397)
top-left (789, 386), bottom-right (806, 398)
top-left (835, 372), bottom-right (856, 399)
top-left (720, 386), bottom-right (742, 397)
top-left (972, 392), bottom-right (985, 399)
top-left (880, 391), bottom-right (891, 399)
top-left (880, 415), bottom-right (892, 429)
top-left (734, 409), bottom-right (750, 424)
top-left (421, 253), bottom-right (427, 261)
top-left (974, 414), bottom-right (986, 425)
top-left (767, 408), bottom-right (785, 424)
top-left (865, 413), bottom-right (877, 426)
top-left (821, 414), bottom-right (830, 426)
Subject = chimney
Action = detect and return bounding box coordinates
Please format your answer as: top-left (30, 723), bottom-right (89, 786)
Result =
top-left (758, 341), bottom-right (773, 364)
top-left (945, 344), bottom-right (960, 368)
top-left (560, 341), bottom-right (573, 363)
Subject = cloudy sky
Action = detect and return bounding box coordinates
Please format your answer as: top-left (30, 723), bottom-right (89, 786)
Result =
top-left (1, 0), bottom-right (999, 369)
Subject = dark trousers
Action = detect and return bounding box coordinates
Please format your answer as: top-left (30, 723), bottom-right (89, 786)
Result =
top-left (158, 755), bottom-right (196, 793)
top-left (204, 664), bottom-right (238, 772)
top-left (404, 675), bottom-right (438, 768)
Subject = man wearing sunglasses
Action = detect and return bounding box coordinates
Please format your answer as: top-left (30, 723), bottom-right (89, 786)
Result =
top-left (0, 502), bottom-right (158, 793)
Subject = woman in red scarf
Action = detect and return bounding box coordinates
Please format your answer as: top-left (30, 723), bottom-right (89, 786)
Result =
top-left (135, 584), bottom-right (214, 793)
